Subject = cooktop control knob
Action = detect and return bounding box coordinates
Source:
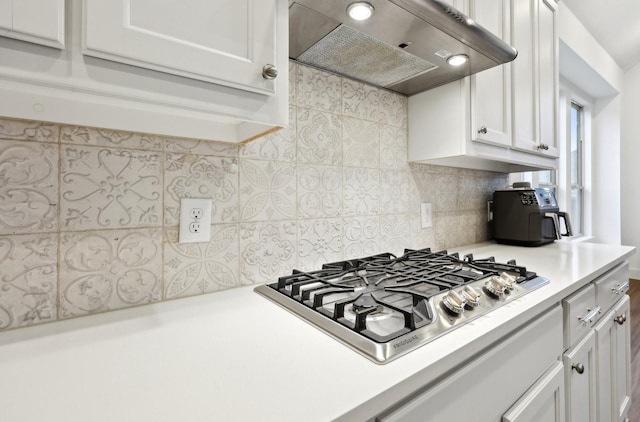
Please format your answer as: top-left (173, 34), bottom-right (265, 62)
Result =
top-left (485, 276), bottom-right (507, 297)
top-left (462, 285), bottom-right (481, 307)
top-left (498, 272), bottom-right (517, 290)
top-left (442, 289), bottom-right (467, 314)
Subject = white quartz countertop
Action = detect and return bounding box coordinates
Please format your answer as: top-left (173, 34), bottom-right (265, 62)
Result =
top-left (0, 241), bottom-right (635, 422)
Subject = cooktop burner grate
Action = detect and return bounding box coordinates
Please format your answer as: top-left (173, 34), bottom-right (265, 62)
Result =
top-left (255, 247), bottom-right (548, 363)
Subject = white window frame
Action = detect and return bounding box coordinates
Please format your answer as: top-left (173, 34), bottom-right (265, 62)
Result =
top-left (558, 81), bottom-right (592, 240)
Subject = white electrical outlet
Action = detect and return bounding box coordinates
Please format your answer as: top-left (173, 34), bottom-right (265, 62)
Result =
top-left (179, 198), bottom-right (212, 243)
top-left (421, 202), bottom-right (432, 228)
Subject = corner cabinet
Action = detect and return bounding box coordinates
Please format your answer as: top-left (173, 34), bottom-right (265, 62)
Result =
top-left (0, 0), bottom-right (65, 48)
top-left (0, 0), bottom-right (288, 143)
top-left (408, 0), bottom-right (559, 172)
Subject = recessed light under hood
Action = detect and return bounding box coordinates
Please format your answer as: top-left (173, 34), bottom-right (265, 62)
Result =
top-left (289, 0), bottom-right (518, 96)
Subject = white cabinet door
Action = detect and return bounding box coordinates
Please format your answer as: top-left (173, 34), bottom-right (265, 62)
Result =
top-left (511, 0), bottom-right (558, 157)
top-left (83, 0), bottom-right (278, 95)
top-left (594, 308), bottom-right (616, 422)
top-left (470, 0), bottom-right (511, 147)
top-left (563, 330), bottom-right (597, 422)
top-left (502, 361), bottom-right (565, 422)
top-left (594, 295), bottom-right (631, 422)
top-left (0, 0), bottom-right (65, 48)
top-left (612, 296), bottom-right (631, 421)
top-left (537, 0), bottom-right (559, 156)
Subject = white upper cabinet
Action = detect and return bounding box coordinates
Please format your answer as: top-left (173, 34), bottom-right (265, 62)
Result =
top-left (83, 0), bottom-right (277, 95)
top-left (512, 0), bottom-right (559, 157)
top-left (0, 0), bottom-right (65, 48)
top-left (408, 0), bottom-right (557, 172)
top-left (0, 0), bottom-right (288, 143)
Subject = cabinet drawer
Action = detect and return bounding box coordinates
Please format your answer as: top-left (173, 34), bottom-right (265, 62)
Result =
top-left (594, 263), bottom-right (629, 313)
top-left (563, 284), bottom-right (597, 349)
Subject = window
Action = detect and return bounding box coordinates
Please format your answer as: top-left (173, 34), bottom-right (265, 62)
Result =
top-left (569, 102), bottom-right (584, 235)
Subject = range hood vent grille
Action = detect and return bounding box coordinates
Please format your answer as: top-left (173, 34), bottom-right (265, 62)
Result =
top-left (298, 25), bottom-right (437, 87)
top-left (289, 0), bottom-right (518, 96)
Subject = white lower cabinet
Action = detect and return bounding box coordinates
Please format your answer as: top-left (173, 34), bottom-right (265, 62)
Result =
top-left (379, 306), bottom-right (563, 422)
top-left (561, 263), bottom-right (631, 422)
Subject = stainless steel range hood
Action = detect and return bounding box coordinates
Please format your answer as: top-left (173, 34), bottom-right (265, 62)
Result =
top-left (289, 0), bottom-right (517, 95)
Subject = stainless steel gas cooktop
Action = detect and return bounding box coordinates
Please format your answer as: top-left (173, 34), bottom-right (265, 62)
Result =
top-left (254, 247), bottom-right (549, 364)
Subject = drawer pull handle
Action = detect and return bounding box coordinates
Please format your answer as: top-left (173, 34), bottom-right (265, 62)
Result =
top-left (612, 281), bottom-right (629, 295)
top-left (477, 126), bottom-right (487, 134)
top-left (578, 306), bottom-right (602, 326)
top-left (571, 363), bottom-right (584, 374)
top-left (614, 314), bottom-right (627, 325)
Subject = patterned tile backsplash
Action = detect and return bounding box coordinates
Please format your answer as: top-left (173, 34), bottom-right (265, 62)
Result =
top-left (0, 61), bottom-right (509, 330)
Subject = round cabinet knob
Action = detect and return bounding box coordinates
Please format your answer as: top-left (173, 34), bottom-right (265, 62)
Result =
top-left (485, 276), bottom-right (507, 297)
top-left (442, 290), bottom-right (467, 314)
top-left (462, 285), bottom-right (481, 307)
top-left (477, 126), bottom-right (487, 134)
top-left (572, 363), bottom-right (585, 374)
top-left (262, 64), bottom-right (278, 80)
top-left (614, 314), bottom-right (627, 325)
top-left (537, 143), bottom-right (550, 151)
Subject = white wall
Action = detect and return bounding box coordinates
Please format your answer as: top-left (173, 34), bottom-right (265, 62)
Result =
top-left (621, 64), bottom-right (640, 278)
top-left (556, 4), bottom-right (624, 247)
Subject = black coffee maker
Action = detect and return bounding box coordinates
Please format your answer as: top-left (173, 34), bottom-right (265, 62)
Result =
top-left (492, 183), bottom-right (572, 246)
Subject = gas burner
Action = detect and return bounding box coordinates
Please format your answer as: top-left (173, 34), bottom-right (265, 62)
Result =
top-left (255, 247), bottom-right (549, 364)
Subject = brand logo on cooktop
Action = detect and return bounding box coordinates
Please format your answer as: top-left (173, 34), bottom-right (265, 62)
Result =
top-left (393, 334), bottom-right (421, 349)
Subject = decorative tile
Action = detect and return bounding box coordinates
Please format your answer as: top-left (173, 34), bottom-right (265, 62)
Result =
top-left (164, 225), bottom-right (239, 299)
top-left (433, 172), bottom-right (459, 211)
top-left (380, 125), bottom-right (408, 169)
top-left (458, 173), bottom-right (489, 211)
top-left (380, 170), bottom-right (415, 214)
top-left (433, 212), bottom-right (464, 250)
top-left (298, 219), bottom-right (343, 271)
top-left (59, 229), bottom-right (162, 318)
top-left (0, 117), bottom-right (59, 143)
top-left (297, 164), bottom-right (342, 219)
top-left (60, 146), bottom-right (162, 230)
top-left (343, 117), bottom-right (379, 167)
top-left (0, 234), bottom-right (57, 329)
top-left (343, 216), bottom-right (379, 259)
top-left (0, 140), bottom-right (58, 235)
top-left (239, 221), bottom-right (297, 285)
top-left (239, 159), bottom-right (296, 221)
top-left (379, 91), bottom-right (408, 128)
top-left (379, 214), bottom-right (414, 256)
top-left (60, 125), bottom-right (163, 151)
top-left (342, 79), bottom-right (379, 121)
top-left (343, 167), bottom-right (379, 216)
top-left (240, 105), bottom-right (296, 162)
top-left (297, 108), bottom-right (342, 165)
top-left (165, 137), bottom-right (238, 158)
top-left (295, 64), bottom-right (341, 114)
top-left (165, 154), bottom-right (239, 225)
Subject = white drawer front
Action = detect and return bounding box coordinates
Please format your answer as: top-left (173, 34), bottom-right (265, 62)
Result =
top-left (594, 262), bottom-right (629, 313)
top-left (563, 284), bottom-right (597, 349)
